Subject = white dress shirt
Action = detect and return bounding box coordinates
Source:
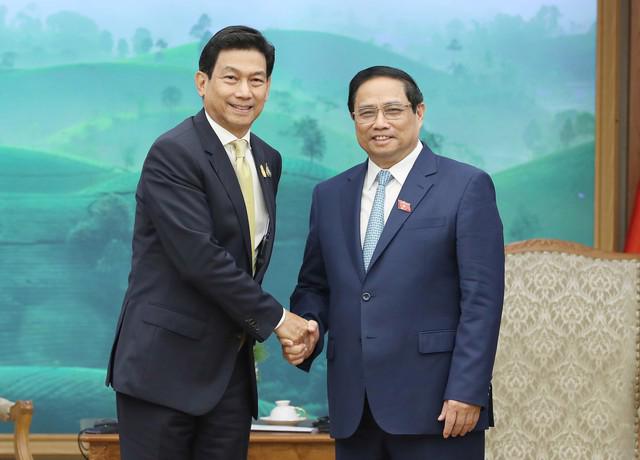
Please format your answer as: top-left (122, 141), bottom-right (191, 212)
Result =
top-left (360, 141), bottom-right (423, 247)
top-left (206, 112), bottom-right (269, 246)
top-left (205, 112), bottom-right (286, 328)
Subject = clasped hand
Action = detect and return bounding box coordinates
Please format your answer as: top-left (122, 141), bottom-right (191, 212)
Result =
top-left (274, 310), bottom-right (319, 366)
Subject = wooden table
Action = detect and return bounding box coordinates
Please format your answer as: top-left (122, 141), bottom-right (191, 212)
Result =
top-left (81, 432), bottom-right (335, 460)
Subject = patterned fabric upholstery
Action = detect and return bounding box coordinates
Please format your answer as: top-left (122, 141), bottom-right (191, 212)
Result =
top-left (486, 239), bottom-right (640, 460)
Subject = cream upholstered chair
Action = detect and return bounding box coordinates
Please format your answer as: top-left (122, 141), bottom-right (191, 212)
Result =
top-left (486, 239), bottom-right (640, 460)
top-left (0, 397), bottom-right (33, 460)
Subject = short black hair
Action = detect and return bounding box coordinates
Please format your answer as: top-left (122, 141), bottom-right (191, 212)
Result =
top-left (199, 25), bottom-right (275, 78)
top-left (348, 66), bottom-right (423, 114)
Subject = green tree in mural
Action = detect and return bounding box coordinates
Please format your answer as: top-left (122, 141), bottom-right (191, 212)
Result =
top-left (191, 13), bottom-right (212, 48)
top-left (161, 85), bottom-right (182, 110)
top-left (66, 194), bottom-right (132, 315)
top-left (530, 5), bottom-right (562, 37)
top-left (292, 117), bottom-right (326, 162)
top-left (155, 38), bottom-right (168, 60)
top-left (99, 30), bottom-right (114, 55)
top-left (447, 38), bottom-right (462, 51)
top-left (67, 195), bottom-right (131, 259)
top-left (190, 14), bottom-right (211, 40)
top-left (132, 27), bottom-right (153, 55)
top-left (117, 38), bottom-right (129, 58)
top-left (559, 118), bottom-right (576, 148)
top-left (522, 120), bottom-right (544, 156)
top-left (575, 112), bottom-right (595, 137)
top-left (46, 11), bottom-right (113, 59)
top-left (1, 51), bottom-right (16, 68)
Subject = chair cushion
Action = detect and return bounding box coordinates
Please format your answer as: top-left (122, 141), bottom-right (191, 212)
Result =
top-left (486, 246), bottom-right (640, 459)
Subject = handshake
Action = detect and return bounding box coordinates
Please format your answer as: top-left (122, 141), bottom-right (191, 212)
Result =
top-left (274, 310), bottom-right (320, 366)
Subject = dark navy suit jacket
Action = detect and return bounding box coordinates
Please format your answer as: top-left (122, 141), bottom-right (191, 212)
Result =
top-left (106, 109), bottom-right (283, 418)
top-left (291, 145), bottom-right (504, 439)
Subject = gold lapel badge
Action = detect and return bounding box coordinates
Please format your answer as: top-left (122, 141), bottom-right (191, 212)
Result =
top-left (259, 164), bottom-right (267, 178)
top-left (265, 164), bottom-right (272, 177)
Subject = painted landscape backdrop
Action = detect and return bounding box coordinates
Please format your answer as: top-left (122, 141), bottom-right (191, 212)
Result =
top-left (0, 1), bottom-right (595, 432)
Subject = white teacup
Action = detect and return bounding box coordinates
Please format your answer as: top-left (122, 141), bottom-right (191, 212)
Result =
top-left (270, 400), bottom-right (306, 420)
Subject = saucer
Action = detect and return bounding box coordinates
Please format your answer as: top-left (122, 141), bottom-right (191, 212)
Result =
top-left (259, 416), bottom-right (307, 426)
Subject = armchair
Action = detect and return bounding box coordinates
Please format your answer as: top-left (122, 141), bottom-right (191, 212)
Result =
top-left (486, 239), bottom-right (640, 459)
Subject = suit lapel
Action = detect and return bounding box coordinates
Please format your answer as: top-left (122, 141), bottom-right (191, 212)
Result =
top-left (250, 134), bottom-right (276, 228)
top-left (193, 110), bottom-right (253, 264)
top-left (366, 146), bottom-right (438, 273)
top-left (341, 161), bottom-right (368, 283)
top-left (250, 134), bottom-right (276, 280)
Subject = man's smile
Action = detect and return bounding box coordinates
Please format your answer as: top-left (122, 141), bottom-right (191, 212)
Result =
top-left (228, 102), bottom-right (254, 113)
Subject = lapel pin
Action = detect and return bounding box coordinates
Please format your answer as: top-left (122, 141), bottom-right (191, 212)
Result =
top-left (397, 199), bottom-right (412, 213)
top-left (265, 164), bottom-right (272, 177)
top-left (259, 164), bottom-right (267, 178)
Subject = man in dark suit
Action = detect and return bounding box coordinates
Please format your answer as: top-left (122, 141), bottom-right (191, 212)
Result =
top-left (106, 26), bottom-right (314, 460)
top-left (283, 66), bottom-right (504, 459)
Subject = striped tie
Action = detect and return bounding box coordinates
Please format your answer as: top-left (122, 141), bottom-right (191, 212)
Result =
top-left (362, 170), bottom-right (392, 272)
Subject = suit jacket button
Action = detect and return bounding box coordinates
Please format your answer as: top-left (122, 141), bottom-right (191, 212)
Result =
top-left (361, 292), bottom-right (371, 301)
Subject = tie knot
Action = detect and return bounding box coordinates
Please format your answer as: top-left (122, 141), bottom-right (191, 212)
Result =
top-left (229, 139), bottom-right (248, 160)
top-left (377, 170), bottom-right (392, 187)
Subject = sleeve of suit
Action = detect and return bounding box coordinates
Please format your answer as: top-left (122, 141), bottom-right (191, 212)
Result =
top-left (139, 137), bottom-right (284, 342)
top-left (443, 170), bottom-right (505, 408)
top-left (290, 185), bottom-right (330, 371)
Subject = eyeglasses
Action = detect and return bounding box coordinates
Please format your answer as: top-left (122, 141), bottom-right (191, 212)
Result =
top-left (353, 103), bottom-right (412, 124)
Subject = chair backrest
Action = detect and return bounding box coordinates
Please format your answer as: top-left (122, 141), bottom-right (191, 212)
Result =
top-left (0, 397), bottom-right (34, 460)
top-left (486, 239), bottom-right (640, 460)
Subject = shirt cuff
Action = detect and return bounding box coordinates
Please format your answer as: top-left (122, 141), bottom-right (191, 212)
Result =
top-left (274, 308), bottom-right (286, 330)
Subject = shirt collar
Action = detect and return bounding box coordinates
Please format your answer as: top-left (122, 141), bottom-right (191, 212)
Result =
top-left (364, 140), bottom-right (423, 190)
top-left (205, 111), bottom-right (251, 148)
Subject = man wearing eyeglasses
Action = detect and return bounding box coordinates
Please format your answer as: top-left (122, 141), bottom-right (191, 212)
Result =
top-left (282, 66), bottom-right (504, 459)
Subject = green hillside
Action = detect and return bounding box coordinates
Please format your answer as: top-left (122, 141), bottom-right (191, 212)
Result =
top-left (133, 30), bottom-right (449, 99)
top-left (494, 141), bottom-right (594, 246)
top-left (0, 145), bottom-right (121, 193)
top-left (48, 109), bottom-right (195, 170)
top-left (0, 26), bottom-right (596, 434)
top-left (0, 366), bottom-right (314, 433)
top-left (0, 29), bottom-right (555, 172)
top-left (0, 366), bottom-right (115, 433)
top-left (132, 42), bottom-right (199, 70)
top-left (0, 63), bottom-right (198, 153)
top-left (0, 140), bottom-right (593, 432)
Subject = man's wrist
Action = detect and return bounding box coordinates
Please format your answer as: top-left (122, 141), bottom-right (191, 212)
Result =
top-left (274, 307), bottom-right (286, 330)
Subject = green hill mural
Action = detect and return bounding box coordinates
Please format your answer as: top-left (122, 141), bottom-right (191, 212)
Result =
top-left (0, 139), bottom-right (593, 433)
top-left (495, 141), bottom-right (594, 245)
top-left (0, 29), bottom-right (571, 173)
top-left (0, 3), bottom-right (595, 433)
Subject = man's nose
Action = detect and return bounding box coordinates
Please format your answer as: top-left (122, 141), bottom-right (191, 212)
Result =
top-left (235, 79), bottom-right (251, 97)
top-left (372, 109), bottom-right (390, 128)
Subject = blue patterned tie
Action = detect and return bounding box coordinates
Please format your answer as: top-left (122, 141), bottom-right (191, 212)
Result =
top-left (363, 170), bottom-right (392, 272)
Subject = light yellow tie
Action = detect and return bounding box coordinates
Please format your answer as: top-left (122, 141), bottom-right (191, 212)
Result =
top-left (229, 139), bottom-right (256, 273)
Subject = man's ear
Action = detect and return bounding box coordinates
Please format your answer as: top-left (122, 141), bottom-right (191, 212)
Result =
top-left (194, 71), bottom-right (208, 97)
top-left (416, 102), bottom-right (426, 121)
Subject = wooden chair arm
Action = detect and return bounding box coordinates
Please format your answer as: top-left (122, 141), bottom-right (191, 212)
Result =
top-left (7, 400), bottom-right (33, 460)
